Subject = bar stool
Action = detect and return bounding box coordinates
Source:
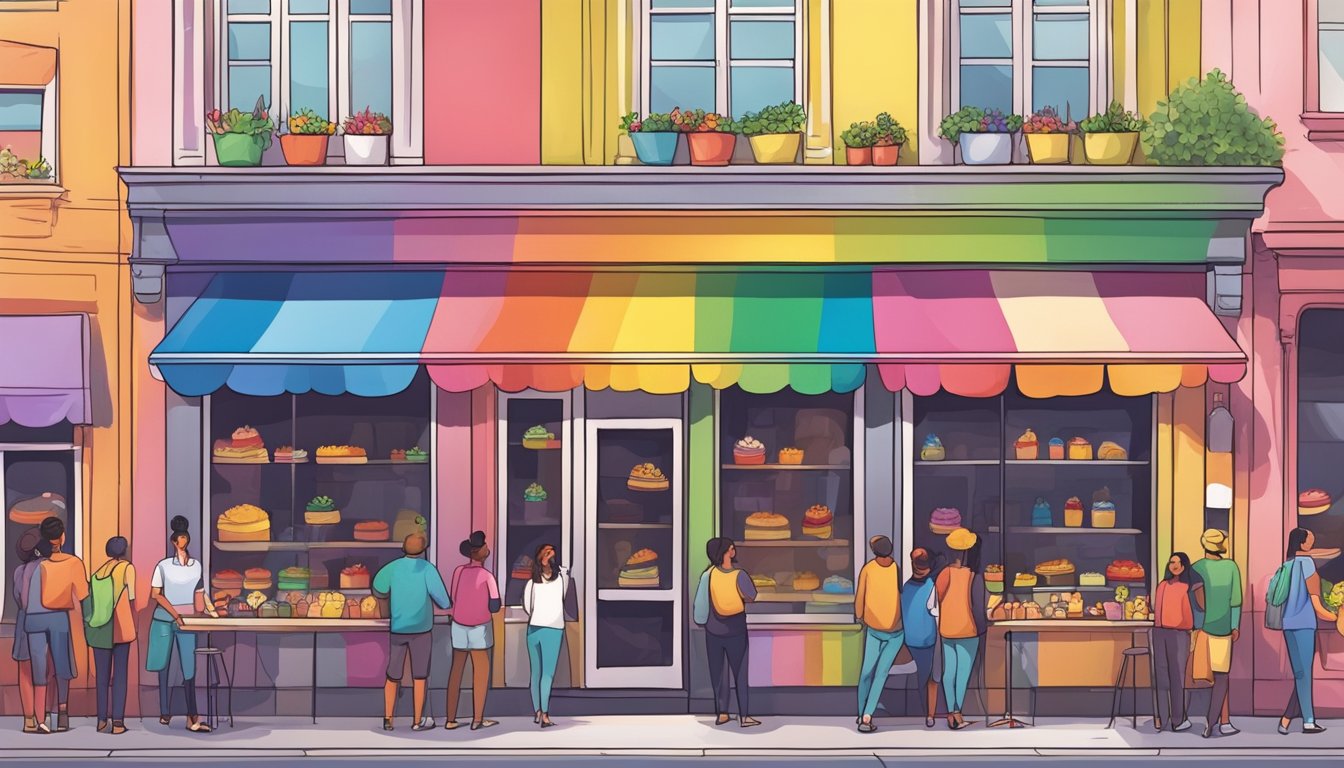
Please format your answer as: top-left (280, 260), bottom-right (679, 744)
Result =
top-left (1108, 646), bottom-right (1157, 729)
top-left (195, 647), bottom-right (234, 729)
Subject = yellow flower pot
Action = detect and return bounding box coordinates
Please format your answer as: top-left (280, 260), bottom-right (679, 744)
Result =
top-left (1024, 133), bottom-right (1071, 164)
top-left (748, 133), bottom-right (802, 164)
top-left (1083, 131), bottom-right (1140, 165)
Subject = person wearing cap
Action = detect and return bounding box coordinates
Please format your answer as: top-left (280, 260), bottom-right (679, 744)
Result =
top-left (901, 547), bottom-right (942, 728)
top-left (372, 532), bottom-right (450, 732)
top-left (12, 528), bottom-right (49, 734)
top-left (854, 535), bottom-right (904, 733)
top-left (445, 530), bottom-right (501, 731)
top-left (1191, 528), bottom-right (1242, 738)
top-left (935, 527), bottom-right (987, 730)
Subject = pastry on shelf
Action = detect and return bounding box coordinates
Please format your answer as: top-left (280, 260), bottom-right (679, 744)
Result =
top-left (212, 569), bottom-right (243, 595)
top-left (1063, 496), bottom-right (1084, 528)
top-left (791, 571), bottom-right (821, 592)
top-left (733, 436), bottom-right (766, 465)
top-left (7, 491), bottom-right (65, 525)
top-left (1299, 488), bottom-right (1332, 516)
top-left (988, 597), bottom-right (1008, 621)
top-left (1035, 559), bottom-right (1076, 586)
top-left (274, 446), bottom-right (308, 464)
top-left (1031, 497), bottom-right (1053, 527)
top-left (1079, 572), bottom-right (1106, 587)
top-left (360, 595), bottom-right (381, 619)
top-left (778, 447), bottom-right (804, 465)
top-left (315, 445), bottom-right (368, 464)
top-left (314, 591), bottom-right (347, 619)
top-left (751, 574), bottom-right (777, 592)
top-left (213, 426), bottom-right (269, 464)
top-left (404, 446), bottom-right (428, 463)
top-left (985, 564), bottom-right (1004, 593)
top-left (822, 575), bottom-right (854, 594)
top-left (618, 548), bottom-right (660, 588)
top-left (524, 482), bottom-right (548, 502)
top-left (1097, 441), bottom-right (1128, 460)
top-left (1067, 592), bottom-right (1085, 618)
top-left (801, 504), bottom-right (833, 539)
top-left (1023, 602), bottom-right (1044, 620)
top-left (627, 463), bottom-right (670, 491)
top-left (243, 567), bottom-right (272, 591)
top-left (1067, 437), bottom-right (1093, 461)
top-left (744, 511), bottom-right (791, 541)
top-left (928, 507), bottom-right (962, 535)
top-left (1014, 428), bottom-right (1039, 460)
top-left (277, 566), bottom-right (310, 592)
top-left (511, 555), bottom-right (535, 581)
top-left (523, 425), bottom-right (559, 450)
top-left (1090, 487), bottom-right (1116, 528)
top-left (1105, 559), bottom-right (1146, 582)
top-left (1127, 595), bottom-right (1151, 621)
top-left (1013, 572), bottom-right (1038, 588)
top-left (217, 503), bottom-right (271, 542)
top-left (390, 449), bottom-right (407, 462)
top-left (1048, 437), bottom-right (1065, 460)
top-left (919, 434), bottom-right (945, 462)
top-left (352, 520), bottom-right (390, 542)
top-left (246, 590), bottom-right (268, 610)
top-left (340, 564), bottom-right (371, 590)
top-left (304, 495), bottom-right (341, 526)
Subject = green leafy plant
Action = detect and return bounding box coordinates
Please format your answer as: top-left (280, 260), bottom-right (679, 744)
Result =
top-left (840, 120), bottom-right (879, 148)
top-left (0, 147), bottom-right (25, 178)
top-left (1078, 101), bottom-right (1146, 133)
top-left (670, 107), bottom-right (736, 133)
top-left (25, 157), bottom-right (52, 179)
top-left (1023, 106), bottom-right (1076, 134)
top-left (939, 106), bottom-right (985, 143)
top-left (342, 107), bottom-right (392, 135)
top-left (874, 112), bottom-right (908, 146)
top-left (738, 101), bottom-right (806, 136)
top-left (620, 111), bottom-right (675, 133)
top-left (287, 108), bottom-right (336, 135)
top-left (205, 96), bottom-right (275, 149)
top-left (1141, 69), bottom-right (1284, 166)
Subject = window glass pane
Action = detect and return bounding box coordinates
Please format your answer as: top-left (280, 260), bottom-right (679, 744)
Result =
top-left (1034, 13), bottom-right (1088, 60)
top-left (1323, 30), bottom-right (1344, 111)
top-left (652, 0), bottom-right (714, 7)
top-left (0, 91), bottom-right (43, 131)
top-left (1032, 66), bottom-right (1088, 114)
top-left (650, 14), bottom-right (715, 60)
top-left (289, 21), bottom-right (329, 117)
top-left (1296, 309), bottom-right (1344, 585)
top-left (730, 0), bottom-right (795, 8)
top-left (502, 399), bottom-right (565, 608)
top-left (227, 0), bottom-right (270, 13)
top-left (228, 22), bottom-right (272, 61)
top-left (289, 0), bottom-right (328, 13)
top-left (961, 0), bottom-right (1011, 7)
top-left (959, 64), bottom-right (1013, 112)
top-left (729, 66), bottom-right (794, 118)
top-left (350, 20), bottom-right (393, 118)
top-left (730, 19), bottom-right (794, 59)
top-left (349, 0), bottom-right (392, 13)
top-left (1320, 0), bottom-right (1344, 23)
top-left (228, 64), bottom-right (272, 110)
top-left (649, 65), bottom-right (715, 112)
top-left (4, 451), bottom-right (77, 622)
top-left (960, 13), bottom-right (1012, 59)
top-left (1034, 0), bottom-right (1083, 5)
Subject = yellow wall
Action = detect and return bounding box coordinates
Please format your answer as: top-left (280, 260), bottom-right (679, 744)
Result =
top-left (541, 0), bottom-right (629, 165)
top-left (832, 0), bottom-right (919, 164)
top-left (1135, 0), bottom-right (1203, 117)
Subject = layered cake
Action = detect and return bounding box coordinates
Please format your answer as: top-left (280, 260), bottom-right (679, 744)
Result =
top-left (340, 564), bottom-right (371, 589)
top-left (511, 555), bottom-right (534, 581)
top-left (212, 569), bottom-right (244, 596)
top-left (985, 564), bottom-right (1004, 593)
top-left (217, 503), bottom-right (271, 541)
top-left (744, 511), bottom-right (790, 541)
top-left (1063, 496), bottom-right (1084, 528)
top-left (919, 434), bottom-right (945, 461)
top-left (1300, 488), bottom-right (1332, 516)
top-left (1090, 487), bottom-right (1116, 528)
top-left (315, 445), bottom-right (367, 464)
top-left (1079, 571), bottom-right (1106, 586)
top-left (618, 548), bottom-right (660, 588)
top-left (733, 436), bottom-right (766, 465)
top-left (353, 520), bottom-right (390, 541)
top-left (1048, 437), bottom-right (1065, 460)
top-left (1097, 441), bottom-right (1128, 460)
top-left (1105, 559), bottom-right (1145, 582)
top-left (213, 426), bottom-right (269, 463)
top-left (8, 491), bottom-right (65, 525)
top-left (523, 425), bottom-right (560, 450)
top-left (628, 463), bottom-right (670, 491)
top-left (801, 504), bottom-right (833, 539)
top-left (751, 574), bottom-right (777, 592)
top-left (1015, 428), bottom-right (1039, 460)
top-left (1013, 573), bottom-right (1038, 588)
top-left (278, 566), bottom-right (310, 592)
top-left (274, 446), bottom-right (308, 464)
top-left (929, 507), bottom-right (962, 535)
top-left (791, 571), bottom-right (821, 592)
top-left (1031, 497), bottom-right (1053, 527)
top-left (1067, 437), bottom-right (1093, 461)
top-left (822, 575), bottom-right (854, 594)
top-left (304, 495), bottom-right (340, 525)
top-left (524, 482), bottom-right (548, 502)
top-left (242, 567), bottom-right (272, 591)
top-left (778, 447), bottom-right (804, 465)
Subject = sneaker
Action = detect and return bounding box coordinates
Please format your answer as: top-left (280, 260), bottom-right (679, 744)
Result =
top-left (411, 717), bottom-right (436, 732)
top-left (1219, 723), bottom-right (1240, 736)
top-left (1173, 720), bottom-right (1191, 732)
top-left (1303, 723), bottom-right (1327, 735)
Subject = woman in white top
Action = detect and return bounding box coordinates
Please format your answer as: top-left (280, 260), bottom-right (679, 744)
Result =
top-left (145, 516), bottom-right (217, 732)
top-left (522, 543), bottom-right (569, 727)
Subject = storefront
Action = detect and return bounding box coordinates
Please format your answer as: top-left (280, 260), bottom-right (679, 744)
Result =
top-left (121, 166), bottom-right (1280, 716)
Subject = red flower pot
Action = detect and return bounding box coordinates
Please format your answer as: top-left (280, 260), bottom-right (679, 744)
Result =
top-left (845, 146), bottom-right (872, 166)
top-left (872, 143), bottom-right (901, 166)
top-left (687, 132), bottom-right (736, 166)
top-left (280, 134), bottom-right (330, 166)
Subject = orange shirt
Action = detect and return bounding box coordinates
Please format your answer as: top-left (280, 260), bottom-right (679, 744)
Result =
top-left (1154, 578), bottom-right (1193, 630)
top-left (41, 552), bottom-right (89, 610)
top-left (935, 566), bottom-right (977, 639)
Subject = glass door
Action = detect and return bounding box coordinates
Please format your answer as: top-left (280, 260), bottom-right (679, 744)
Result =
top-left (584, 418), bottom-right (683, 689)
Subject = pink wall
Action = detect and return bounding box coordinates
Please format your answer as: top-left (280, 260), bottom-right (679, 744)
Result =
top-left (424, 0), bottom-right (541, 164)
top-left (131, 0), bottom-right (174, 166)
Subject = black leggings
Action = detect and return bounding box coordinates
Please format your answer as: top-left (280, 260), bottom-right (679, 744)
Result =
top-left (706, 632), bottom-right (749, 718)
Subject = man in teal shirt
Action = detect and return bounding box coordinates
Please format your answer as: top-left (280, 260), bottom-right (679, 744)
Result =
top-left (372, 533), bottom-right (450, 731)
top-left (1192, 528), bottom-right (1242, 738)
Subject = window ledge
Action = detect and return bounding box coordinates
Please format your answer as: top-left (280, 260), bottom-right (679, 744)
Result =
top-left (0, 182), bottom-right (65, 238)
top-left (0, 181), bottom-right (63, 198)
top-left (1302, 113), bottom-right (1344, 142)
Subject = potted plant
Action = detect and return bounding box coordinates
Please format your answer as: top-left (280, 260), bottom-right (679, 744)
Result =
top-left (739, 100), bottom-right (806, 164)
top-left (671, 107), bottom-right (737, 166)
top-left (1022, 106), bottom-right (1075, 164)
top-left (342, 108), bottom-right (392, 166)
top-left (25, 157), bottom-right (52, 180)
top-left (872, 112), bottom-right (907, 166)
top-left (839, 120), bottom-right (878, 165)
top-left (1141, 69), bottom-right (1285, 166)
top-left (278, 108), bottom-right (336, 166)
top-left (939, 106), bottom-right (1022, 165)
top-left (619, 111), bottom-right (679, 165)
top-left (1078, 101), bottom-right (1145, 165)
top-left (206, 96), bottom-right (274, 167)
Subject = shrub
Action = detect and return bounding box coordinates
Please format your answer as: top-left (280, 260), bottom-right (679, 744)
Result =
top-left (1078, 101), bottom-right (1145, 133)
top-left (840, 121), bottom-right (879, 148)
top-left (874, 112), bottom-right (908, 146)
top-left (205, 96), bottom-right (275, 149)
top-left (287, 108), bottom-right (336, 135)
top-left (1141, 69), bottom-right (1284, 166)
top-left (343, 108), bottom-right (392, 136)
top-left (620, 111), bottom-right (675, 133)
top-left (938, 106), bottom-right (1022, 143)
top-left (738, 101), bottom-right (806, 136)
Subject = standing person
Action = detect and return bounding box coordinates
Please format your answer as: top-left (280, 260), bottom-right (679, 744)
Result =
top-left (935, 528), bottom-right (987, 730)
top-left (693, 537), bottom-right (760, 728)
top-left (1275, 528), bottom-right (1338, 735)
top-left (1191, 528), bottom-right (1242, 738)
top-left (522, 543), bottom-right (570, 728)
top-left (445, 530), bottom-right (501, 731)
top-left (28, 516), bottom-right (88, 733)
top-left (854, 535), bottom-right (904, 733)
top-left (901, 547), bottom-right (941, 728)
top-left (146, 516), bottom-right (217, 733)
top-left (372, 532), bottom-right (450, 732)
top-left (84, 536), bottom-right (136, 735)
top-left (12, 528), bottom-right (48, 734)
top-left (1152, 552), bottom-right (1195, 732)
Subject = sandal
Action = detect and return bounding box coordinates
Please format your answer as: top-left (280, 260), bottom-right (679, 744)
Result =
top-left (739, 717), bottom-right (762, 728)
top-left (383, 718), bottom-right (394, 732)
top-left (187, 720), bottom-right (213, 733)
top-left (925, 717), bottom-right (936, 728)
top-left (411, 718), bottom-right (435, 732)
top-left (443, 720), bottom-right (462, 730)
top-left (469, 719), bottom-right (498, 731)
top-left (55, 711), bottom-right (69, 732)
top-left (159, 717), bottom-right (172, 726)
top-left (97, 719), bottom-right (110, 733)
top-left (111, 722), bottom-right (127, 735)
top-left (858, 721), bottom-right (877, 734)
top-left (715, 714), bottom-right (732, 726)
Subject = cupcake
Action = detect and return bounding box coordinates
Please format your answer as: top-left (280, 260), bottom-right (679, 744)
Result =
top-left (1014, 428), bottom-right (1038, 460)
top-left (1091, 486), bottom-right (1116, 528)
top-left (778, 447), bottom-right (804, 465)
top-left (919, 434), bottom-right (945, 461)
top-left (822, 575), bottom-right (854, 594)
top-left (1031, 497), bottom-right (1052, 527)
top-left (1067, 437), bottom-right (1093, 461)
top-left (1048, 437), bottom-right (1065, 460)
top-left (929, 507), bottom-right (962, 535)
top-left (524, 482), bottom-right (548, 502)
top-left (733, 436), bottom-right (766, 465)
top-left (1064, 496), bottom-right (1084, 528)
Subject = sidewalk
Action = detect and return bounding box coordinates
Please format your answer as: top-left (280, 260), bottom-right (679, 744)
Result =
top-left (4, 715), bottom-right (1344, 760)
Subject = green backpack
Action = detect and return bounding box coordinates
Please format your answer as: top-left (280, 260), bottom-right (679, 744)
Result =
top-left (88, 562), bottom-right (127, 629)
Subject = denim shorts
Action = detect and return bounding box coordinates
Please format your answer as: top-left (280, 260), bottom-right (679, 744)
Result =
top-left (450, 621), bottom-right (493, 650)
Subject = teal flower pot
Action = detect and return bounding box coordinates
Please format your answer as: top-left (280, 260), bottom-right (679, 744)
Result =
top-left (213, 132), bottom-right (266, 166)
top-left (630, 132), bottom-right (679, 165)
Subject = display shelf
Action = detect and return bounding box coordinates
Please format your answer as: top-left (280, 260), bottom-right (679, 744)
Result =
top-left (1002, 585), bottom-right (1138, 593)
top-left (1005, 459), bottom-right (1148, 466)
top-left (988, 526), bottom-right (1143, 535)
top-left (597, 523), bottom-right (673, 530)
top-left (736, 539), bottom-right (852, 548)
top-left (310, 459), bottom-right (430, 466)
top-left (213, 541), bottom-right (404, 552)
top-left (753, 591), bottom-right (854, 604)
top-left (914, 460), bottom-right (1000, 466)
top-left (512, 520), bottom-right (563, 528)
top-left (720, 463), bottom-right (851, 471)
top-left (596, 588), bottom-right (675, 602)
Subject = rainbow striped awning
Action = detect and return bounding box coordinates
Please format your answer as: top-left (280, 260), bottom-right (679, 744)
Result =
top-left (150, 269), bottom-right (1244, 398)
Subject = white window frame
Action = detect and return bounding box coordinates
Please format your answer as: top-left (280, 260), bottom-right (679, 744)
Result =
top-left (638, 0), bottom-right (804, 118)
top-left (0, 443), bottom-right (84, 623)
top-left (0, 77), bottom-right (58, 182)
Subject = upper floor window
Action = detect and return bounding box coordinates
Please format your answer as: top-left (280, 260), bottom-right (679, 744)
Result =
top-left (642, 0), bottom-right (802, 119)
top-left (952, 0), bottom-right (1104, 118)
top-left (0, 40), bottom-right (56, 181)
top-left (1319, 0), bottom-right (1344, 111)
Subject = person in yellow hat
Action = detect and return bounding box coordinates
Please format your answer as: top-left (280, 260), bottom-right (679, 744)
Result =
top-left (935, 528), bottom-right (987, 730)
top-left (1192, 528), bottom-right (1242, 738)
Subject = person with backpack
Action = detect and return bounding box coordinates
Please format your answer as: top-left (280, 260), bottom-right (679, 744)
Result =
top-left (1270, 528), bottom-right (1338, 735)
top-left (900, 547), bottom-right (942, 729)
top-left (693, 537), bottom-right (760, 728)
top-left (84, 536), bottom-right (136, 735)
top-left (1152, 552), bottom-right (1195, 732)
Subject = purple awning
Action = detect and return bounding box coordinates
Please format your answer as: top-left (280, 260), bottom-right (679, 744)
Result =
top-left (0, 314), bottom-right (91, 427)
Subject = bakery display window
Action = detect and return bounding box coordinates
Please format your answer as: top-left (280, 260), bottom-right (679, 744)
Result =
top-left (1296, 309), bottom-right (1344, 588)
top-left (498, 392), bottom-right (570, 611)
top-left (206, 370), bottom-right (433, 621)
top-left (718, 387), bottom-right (859, 621)
top-left (912, 386), bottom-right (1154, 623)
top-left (2, 434), bottom-right (79, 622)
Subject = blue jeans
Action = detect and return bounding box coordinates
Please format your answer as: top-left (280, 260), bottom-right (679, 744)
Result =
top-left (526, 626), bottom-right (563, 713)
top-left (856, 627), bottom-right (905, 718)
top-left (1284, 628), bottom-right (1316, 724)
top-left (940, 637), bottom-right (980, 713)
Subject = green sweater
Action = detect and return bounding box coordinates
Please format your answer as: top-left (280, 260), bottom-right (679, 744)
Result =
top-left (1193, 557), bottom-right (1242, 637)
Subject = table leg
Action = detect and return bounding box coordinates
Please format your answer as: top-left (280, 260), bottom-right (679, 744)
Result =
top-left (989, 629), bottom-right (1029, 728)
top-left (311, 632), bottom-right (318, 725)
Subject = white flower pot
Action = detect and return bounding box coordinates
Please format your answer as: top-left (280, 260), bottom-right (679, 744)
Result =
top-left (958, 132), bottom-right (1015, 165)
top-left (343, 134), bottom-right (390, 166)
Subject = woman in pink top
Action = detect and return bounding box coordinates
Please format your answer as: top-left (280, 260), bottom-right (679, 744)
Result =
top-left (1152, 552), bottom-right (1195, 733)
top-left (445, 530), bottom-right (500, 731)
